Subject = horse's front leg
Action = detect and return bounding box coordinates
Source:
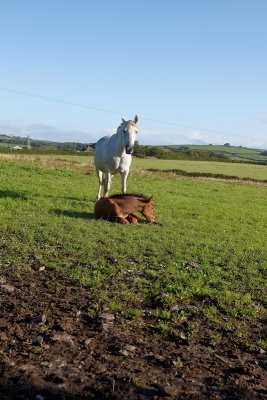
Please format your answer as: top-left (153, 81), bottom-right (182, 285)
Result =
top-left (96, 169), bottom-right (104, 200)
top-left (127, 213), bottom-right (145, 223)
top-left (121, 170), bottom-right (129, 195)
top-left (103, 170), bottom-right (111, 197)
top-left (115, 217), bottom-right (130, 224)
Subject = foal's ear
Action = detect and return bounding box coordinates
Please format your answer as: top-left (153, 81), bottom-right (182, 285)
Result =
top-left (146, 195), bottom-right (153, 202)
top-left (122, 116), bottom-right (126, 123)
top-left (133, 115), bottom-right (138, 124)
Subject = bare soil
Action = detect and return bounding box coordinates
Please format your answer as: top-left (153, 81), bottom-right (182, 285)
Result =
top-left (0, 267), bottom-right (266, 399)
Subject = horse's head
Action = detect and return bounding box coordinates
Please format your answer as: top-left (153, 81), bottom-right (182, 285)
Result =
top-left (141, 196), bottom-right (155, 222)
top-left (121, 115), bottom-right (138, 155)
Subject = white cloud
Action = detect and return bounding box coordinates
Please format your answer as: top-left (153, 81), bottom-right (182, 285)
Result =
top-left (242, 138), bottom-right (267, 149)
top-left (178, 130), bottom-right (208, 145)
top-left (139, 128), bottom-right (211, 146)
top-left (0, 119), bottom-right (95, 143)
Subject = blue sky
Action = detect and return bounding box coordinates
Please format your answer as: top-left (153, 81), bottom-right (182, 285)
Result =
top-left (0, 0), bottom-right (266, 147)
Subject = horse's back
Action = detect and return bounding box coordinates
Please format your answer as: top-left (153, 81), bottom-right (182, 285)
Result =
top-left (94, 136), bottom-right (110, 154)
top-left (94, 196), bottom-right (133, 220)
top-left (95, 135), bottom-right (110, 147)
top-left (105, 195), bottom-right (138, 213)
top-left (94, 136), bottom-right (110, 170)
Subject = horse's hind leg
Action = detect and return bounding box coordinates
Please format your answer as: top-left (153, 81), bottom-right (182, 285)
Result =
top-left (96, 170), bottom-right (104, 200)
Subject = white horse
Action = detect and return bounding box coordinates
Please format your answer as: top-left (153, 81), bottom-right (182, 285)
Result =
top-left (94, 115), bottom-right (138, 200)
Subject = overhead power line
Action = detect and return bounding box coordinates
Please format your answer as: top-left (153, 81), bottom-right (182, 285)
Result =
top-left (0, 86), bottom-right (123, 116)
top-left (0, 85), bottom-right (265, 143)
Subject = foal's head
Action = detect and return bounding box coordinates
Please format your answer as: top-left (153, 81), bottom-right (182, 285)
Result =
top-left (141, 196), bottom-right (155, 222)
top-left (120, 115), bottom-right (138, 155)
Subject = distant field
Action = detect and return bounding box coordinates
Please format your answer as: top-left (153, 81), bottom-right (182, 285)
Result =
top-left (2, 135), bottom-right (267, 163)
top-left (1, 153), bottom-right (267, 181)
top-left (0, 142), bottom-right (16, 147)
top-left (132, 158), bottom-right (267, 181)
top-left (166, 144), bottom-right (267, 162)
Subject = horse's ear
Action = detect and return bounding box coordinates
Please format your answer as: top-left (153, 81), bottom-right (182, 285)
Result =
top-left (145, 196), bottom-right (153, 203)
top-left (122, 116), bottom-right (126, 123)
top-left (133, 115), bottom-right (138, 124)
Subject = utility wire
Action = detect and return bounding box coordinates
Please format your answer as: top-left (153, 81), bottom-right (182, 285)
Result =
top-left (0, 85), bottom-right (265, 143)
top-left (0, 86), bottom-right (123, 116)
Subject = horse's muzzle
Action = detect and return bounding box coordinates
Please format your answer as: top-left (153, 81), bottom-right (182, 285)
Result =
top-left (125, 146), bottom-right (134, 155)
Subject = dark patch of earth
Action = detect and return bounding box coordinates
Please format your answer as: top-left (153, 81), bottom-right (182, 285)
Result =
top-left (0, 268), bottom-right (266, 400)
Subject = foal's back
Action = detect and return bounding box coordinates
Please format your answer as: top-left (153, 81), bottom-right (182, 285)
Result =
top-left (94, 194), bottom-right (141, 218)
top-left (108, 194), bottom-right (143, 211)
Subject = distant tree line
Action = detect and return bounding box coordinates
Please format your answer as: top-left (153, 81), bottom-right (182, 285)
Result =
top-left (1, 134), bottom-right (266, 163)
top-left (133, 142), bottom-right (230, 162)
top-left (0, 134), bottom-right (88, 152)
top-left (0, 145), bottom-right (88, 156)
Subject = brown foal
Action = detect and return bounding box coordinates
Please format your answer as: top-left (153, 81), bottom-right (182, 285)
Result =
top-left (94, 194), bottom-right (155, 224)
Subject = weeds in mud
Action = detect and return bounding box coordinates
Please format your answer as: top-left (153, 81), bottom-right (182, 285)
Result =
top-left (174, 356), bottom-right (184, 368)
top-left (108, 302), bottom-right (122, 312)
top-left (39, 324), bottom-right (49, 333)
top-left (257, 338), bottom-right (267, 347)
top-left (122, 309), bottom-right (142, 320)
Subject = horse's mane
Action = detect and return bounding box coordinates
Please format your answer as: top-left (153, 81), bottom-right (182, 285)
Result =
top-left (109, 193), bottom-right (149, 200)
top-left (117, 120), bottom-right (128, 132)
top-left (117, 119), bottom-right (135, 132)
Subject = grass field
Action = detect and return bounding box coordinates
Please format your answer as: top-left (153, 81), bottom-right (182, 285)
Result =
top-left (132, 158), bottom-right (267, 181)
top-left (1, 153), bottom-right (267, 181)
top-left (166, 144), bottom-right (267, 162)
top-left (0, 156), bottom-right (266, 345)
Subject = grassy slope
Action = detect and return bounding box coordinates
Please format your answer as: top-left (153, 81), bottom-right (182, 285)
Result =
top-left (0, 158), bottom-right (266, 343)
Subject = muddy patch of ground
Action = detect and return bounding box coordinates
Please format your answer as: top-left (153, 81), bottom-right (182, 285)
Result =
top-left (0, 268), bottom-right (266, 399)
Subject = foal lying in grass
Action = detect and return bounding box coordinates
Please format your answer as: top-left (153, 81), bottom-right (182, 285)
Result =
top-left (94, 194), bottom-right (155, 224)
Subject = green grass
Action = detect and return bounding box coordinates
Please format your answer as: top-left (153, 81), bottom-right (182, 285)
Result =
top-left (0, 157), bottom-right (266, 342)
top-left (132, 157), bottom-right (267, 181)
top-left (2, 153), bottom-right (267, 181)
